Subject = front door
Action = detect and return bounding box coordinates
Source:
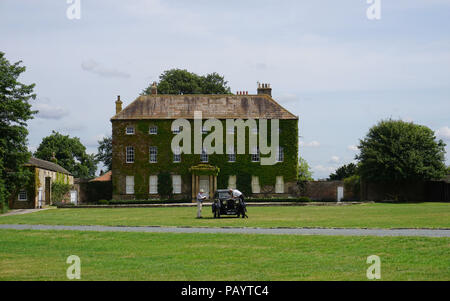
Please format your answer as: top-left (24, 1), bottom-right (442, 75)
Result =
top-left (38, 188), bottom-right (43, 208)
top-left (45, 177), bottom-right (51, 205)
top-left (337, 186), bottom-right (344, 202)
top-left (199, 175), bottom-right (209, 198)
top-left (70, 190), bottom-right (78, 205)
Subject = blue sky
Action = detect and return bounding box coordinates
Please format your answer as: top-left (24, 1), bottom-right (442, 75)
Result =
top-left (1, 0), bottom-right (449, 178)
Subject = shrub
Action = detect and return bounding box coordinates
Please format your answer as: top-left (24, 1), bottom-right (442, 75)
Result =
top-left (344, 175), bottom-right (360, 197)
top-left (158, 172), bottom-right (173, 199)
top-left (98, 199), bottom-right (109, 205)
top-left (51, 183), bottom-right (71, 203)
top-left (0, 201), bottom-right (8, 214)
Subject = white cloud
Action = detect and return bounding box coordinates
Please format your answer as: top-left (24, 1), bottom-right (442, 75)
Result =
top-left (347, 145), bottom-right (359, 152)
top-left (84, 134), bottom-right (107, 148)
top-left (81, 60), bottom-right (130, 78)
top-left (313, 165), bottom-right (336, 173)
top-left (300, 140), bottom-right (320, 147)
top-left (436, 126), bottom-right (450, 141)
top-left (329, 156), bottom-right (340, 163)
top-left (33, 100), bottom-right (69, 120)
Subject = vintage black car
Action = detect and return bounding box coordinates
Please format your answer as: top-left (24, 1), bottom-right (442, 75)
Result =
top-left (212, 189), bottom-right (248, 218)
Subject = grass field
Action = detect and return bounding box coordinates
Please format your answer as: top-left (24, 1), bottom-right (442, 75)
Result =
top-left (0, 229), bottom-right (448, 281)
top-left (1, 202), bottom-right (449, 229)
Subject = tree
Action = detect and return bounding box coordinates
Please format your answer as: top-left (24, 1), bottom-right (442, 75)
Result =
top-left (298, 157), bottom-right (313, 181)
top-left (0, 52), bottom-right (36, 210)
top-left (356, 119), bottom-right (447, 182)
top-left (142, 69), bottom-right (231, 95)
top-left (34, 131), bottom-right (97, 178)
top-left (328, 163), bottom-right (358, 181)
top-left (96, 135), bottom-right (112, 171)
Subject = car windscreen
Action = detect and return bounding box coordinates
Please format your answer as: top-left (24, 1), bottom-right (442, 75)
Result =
top-left (218, 192), bottom-right (231, 199)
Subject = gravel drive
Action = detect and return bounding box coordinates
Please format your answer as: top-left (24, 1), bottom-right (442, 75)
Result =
top-left (1, 224), bottom-right (449, 237)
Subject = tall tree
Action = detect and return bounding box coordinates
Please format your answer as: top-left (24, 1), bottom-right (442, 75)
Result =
top-left (34, 131), bottom-right (97, 178)
top-left (298, 157), bottom-right (313, 181)
top-left (328, 163), bottom-right (358, 181)
top-left (142, 69), bottom-right (231, 95)
top-left (356, 119), bottom-right (447, 182)
top-left (0, 52), bottom-right (36, 210)
top-left (96, 135), bottom-right (112, 171)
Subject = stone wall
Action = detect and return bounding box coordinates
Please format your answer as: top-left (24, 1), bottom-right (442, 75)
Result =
top-left (300, 181), bottom-right (358, 201)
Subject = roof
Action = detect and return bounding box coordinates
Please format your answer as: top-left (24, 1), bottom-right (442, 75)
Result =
top-left (26, 157), bottom-right (72, 175)
top-left (90, 170), bottom-right (112, 182)
top-left (111, 94), bottom-right (298, 120)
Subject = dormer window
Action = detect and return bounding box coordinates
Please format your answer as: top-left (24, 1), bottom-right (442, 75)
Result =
top-left (126, 127), bottom-right (135, 135)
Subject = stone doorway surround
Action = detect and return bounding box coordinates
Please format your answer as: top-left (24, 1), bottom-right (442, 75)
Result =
top-left (189, 163), bottom-right (220, 202)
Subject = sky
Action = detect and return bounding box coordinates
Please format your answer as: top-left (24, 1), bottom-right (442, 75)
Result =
top-left (1, 0), bottom-right (449, 178)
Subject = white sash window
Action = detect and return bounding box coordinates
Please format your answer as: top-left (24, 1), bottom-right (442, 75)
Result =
top-left (126, 176), bottom-right (134, 194)
top-left (150, 146), bottom-right (157, 163)
top-left (149, 175), bottom-right (158, 194)
top-left (275, 176), bottom-right (284, 193)
top-left (126, 146), bottom-right (134, 163)
top-left (251, 176), bottom-right (260, 193)
top-left (172, 175), bottom-right (182, 194)
top-left (228, 175), bottom-right (237, 189)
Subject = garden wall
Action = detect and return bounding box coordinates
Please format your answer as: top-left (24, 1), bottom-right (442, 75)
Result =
top-left (302, 181), bottom-right (358, 201)
top-left (360, 180), bottom-right (449, 202)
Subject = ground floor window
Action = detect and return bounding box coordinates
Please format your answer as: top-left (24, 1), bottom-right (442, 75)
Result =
top-left (228, 175), bottom-right (236, 189)
top-left (126, 176), bottom-right (134, 194)
top-left (149, 175), bottom-right (158, 194)
top-left (275, 176), bottom-right (284, 193)
top-left (172, 175), bottom-right (182, 194)
top-left (18, 190), bottom-right (27, 201)
top-left (251, 176), bottom-right (260, 193)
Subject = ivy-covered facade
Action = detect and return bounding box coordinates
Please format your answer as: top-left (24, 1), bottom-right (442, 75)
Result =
top-left (9, 157), bottom-right (74, 209)
top-left (111, 85), bottom-right (299, 201)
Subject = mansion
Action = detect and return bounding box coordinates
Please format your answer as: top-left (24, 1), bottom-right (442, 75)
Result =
top-left (111, 83), bottom-right (299, 200)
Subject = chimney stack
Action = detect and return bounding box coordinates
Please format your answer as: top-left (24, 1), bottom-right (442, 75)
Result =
top-left (257, 82), bottom-right (272, 97)
top-left (151, 82), bottom-right (158, 95)
top-left (115, 95), bottom-right (123, 114)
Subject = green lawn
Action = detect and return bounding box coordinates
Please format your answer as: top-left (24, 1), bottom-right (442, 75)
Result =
top-left (0, 229), bottom-right (448, 281)
top-left (1, 202), bottom-right (449, 229)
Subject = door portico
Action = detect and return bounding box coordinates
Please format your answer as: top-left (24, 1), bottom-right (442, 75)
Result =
top-left (189, 164), bottom-right (219, 202)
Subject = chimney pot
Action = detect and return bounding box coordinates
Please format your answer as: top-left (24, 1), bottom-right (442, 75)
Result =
top-left (151, 82), bottom-right (158, 95)
top-left (257, 82), bottom-right (272, 97)
top-left (115, 95), bottom-right (123, 114)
